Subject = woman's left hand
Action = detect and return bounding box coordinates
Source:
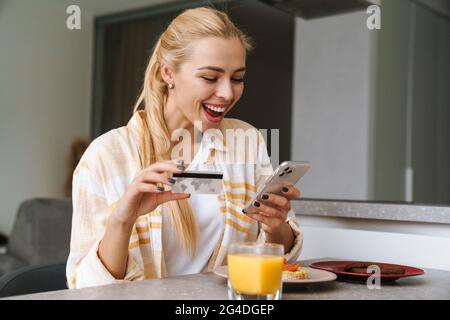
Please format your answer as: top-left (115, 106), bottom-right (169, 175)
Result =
top-left (246, 185), bottom-right (301, 236)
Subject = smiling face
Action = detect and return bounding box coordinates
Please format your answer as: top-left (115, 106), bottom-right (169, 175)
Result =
top-left (162, 36), bottom-right (246, 132)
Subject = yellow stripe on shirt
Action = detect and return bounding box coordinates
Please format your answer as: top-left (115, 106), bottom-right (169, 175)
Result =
top-left (219, 192), bottom-right (253, 203)
top-left (222, 180), bottom-right (257, 192)
top-left (220, 206), bottom-right (252, 224)
top-left (129, 237), bottom-right (151, 249)
top-left (225, 218), bottom-right (251, 235)
top-left (136, 226), bottom-right (149, 233)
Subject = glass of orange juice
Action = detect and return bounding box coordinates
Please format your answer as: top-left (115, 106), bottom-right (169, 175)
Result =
top-left (227, 242), bottom-right (284, 300)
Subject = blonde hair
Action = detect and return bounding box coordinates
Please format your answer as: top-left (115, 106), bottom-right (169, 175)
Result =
top-left (133, 7), bottom-right (252, 256)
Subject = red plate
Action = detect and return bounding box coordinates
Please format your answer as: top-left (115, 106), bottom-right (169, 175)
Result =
top-left (309, 260), bottom-right (425, 283)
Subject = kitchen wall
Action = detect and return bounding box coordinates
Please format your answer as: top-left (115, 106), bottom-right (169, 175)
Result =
top-left (0, 0), bottom-right (177, 235)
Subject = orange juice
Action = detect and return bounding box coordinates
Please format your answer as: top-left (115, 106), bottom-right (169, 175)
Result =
top-left (228, 253), bottom-right (284, 295)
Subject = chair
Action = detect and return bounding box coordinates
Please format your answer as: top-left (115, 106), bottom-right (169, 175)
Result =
top-left (0, 263), bottom-right (67, 298)
top-left (0, 198), bottom-right (72, 277)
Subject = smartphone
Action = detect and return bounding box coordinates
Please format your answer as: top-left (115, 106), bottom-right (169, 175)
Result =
top-left (242, 161), bottom-right (311, 214)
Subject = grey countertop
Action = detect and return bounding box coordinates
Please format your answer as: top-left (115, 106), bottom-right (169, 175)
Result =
top-left (4, 259), bottom-right (450, 300)
top-left (292, 199), bottom-right (450, 224)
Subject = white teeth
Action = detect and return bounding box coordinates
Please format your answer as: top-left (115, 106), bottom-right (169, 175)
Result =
top-left (203, 104), bottom-right (226, 113)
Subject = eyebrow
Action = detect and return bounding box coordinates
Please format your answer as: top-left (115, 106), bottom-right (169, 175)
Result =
top-left (197, 66), bottom-right (246, 73)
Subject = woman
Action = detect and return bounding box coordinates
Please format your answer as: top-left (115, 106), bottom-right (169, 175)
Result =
top-left (67, 7), bottom-right (303, 289)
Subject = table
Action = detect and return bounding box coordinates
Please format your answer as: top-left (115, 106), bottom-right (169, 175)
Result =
top-left (3, 259), bottom-right (450, 300)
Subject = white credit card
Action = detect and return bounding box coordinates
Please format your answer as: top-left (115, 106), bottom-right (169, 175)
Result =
top-left (171, 171), bottom-right (223, 194)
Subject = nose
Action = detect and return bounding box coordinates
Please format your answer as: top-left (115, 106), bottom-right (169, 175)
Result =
top-left (215, 79), bottom-right (234, 103)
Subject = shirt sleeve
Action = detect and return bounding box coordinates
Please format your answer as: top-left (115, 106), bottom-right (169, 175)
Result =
top-left (66, 142), bottom-right (143, 289)
top-left (254, 131), bottom-right (303, 263)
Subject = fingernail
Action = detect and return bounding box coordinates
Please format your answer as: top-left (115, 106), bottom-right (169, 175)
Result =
top-left (177, 165), bottom-right (186, 171)
top-left (176, 159), bottom-right (184, 165)
top-left (168, 178), bottom-right (176, 184)
top-left (157, 186), bottom-right (165, 192)
top-left (253, 201), bottom-right (260, 207)
top-left (261, 194), bottom-right (269, 200)
top-left (282, 187), bottom-right (289, 193)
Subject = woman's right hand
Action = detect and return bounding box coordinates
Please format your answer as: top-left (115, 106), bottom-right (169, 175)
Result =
top-left (112, 159), bottom-right (190, 224)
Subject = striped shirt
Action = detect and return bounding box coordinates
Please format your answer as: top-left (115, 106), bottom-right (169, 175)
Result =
top-left (66, 111), bottom-right (303, 289)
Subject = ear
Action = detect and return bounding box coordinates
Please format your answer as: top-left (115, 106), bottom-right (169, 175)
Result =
top-left (160, 64), bottom-right (175, 85)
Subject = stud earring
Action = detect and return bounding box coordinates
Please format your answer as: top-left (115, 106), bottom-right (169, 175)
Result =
top-left (168, 83), bottom-right (174, 89)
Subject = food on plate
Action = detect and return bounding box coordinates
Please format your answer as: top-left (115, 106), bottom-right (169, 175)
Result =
top-left (344, 262), bottom-right (405, 274)
top-left (283, 260), bottom-right (301, 272)
top-left (283, 269), bottom-right (310, 280)
top-left (282, 259), bottom-right (310, 280)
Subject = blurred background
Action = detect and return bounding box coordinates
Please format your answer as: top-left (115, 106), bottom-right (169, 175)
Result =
top-left (0, 0), bottom-right (449, 239)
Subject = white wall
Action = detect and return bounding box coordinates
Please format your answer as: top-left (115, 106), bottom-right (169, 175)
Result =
top-left (291, 11), bottom-right (378, 201)
top-left (0, 0), bottom-right (177, 235)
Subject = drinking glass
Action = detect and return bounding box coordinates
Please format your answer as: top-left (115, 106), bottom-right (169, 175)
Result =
top-left (227, 242), bottom-right (284, 300)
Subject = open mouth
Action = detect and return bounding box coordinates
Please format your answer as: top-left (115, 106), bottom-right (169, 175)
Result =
top-left (202, 103), bottom-right (227, 123)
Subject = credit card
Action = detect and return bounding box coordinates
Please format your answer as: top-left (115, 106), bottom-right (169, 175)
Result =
top-left (171, 171), bottom-right (223, 194)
